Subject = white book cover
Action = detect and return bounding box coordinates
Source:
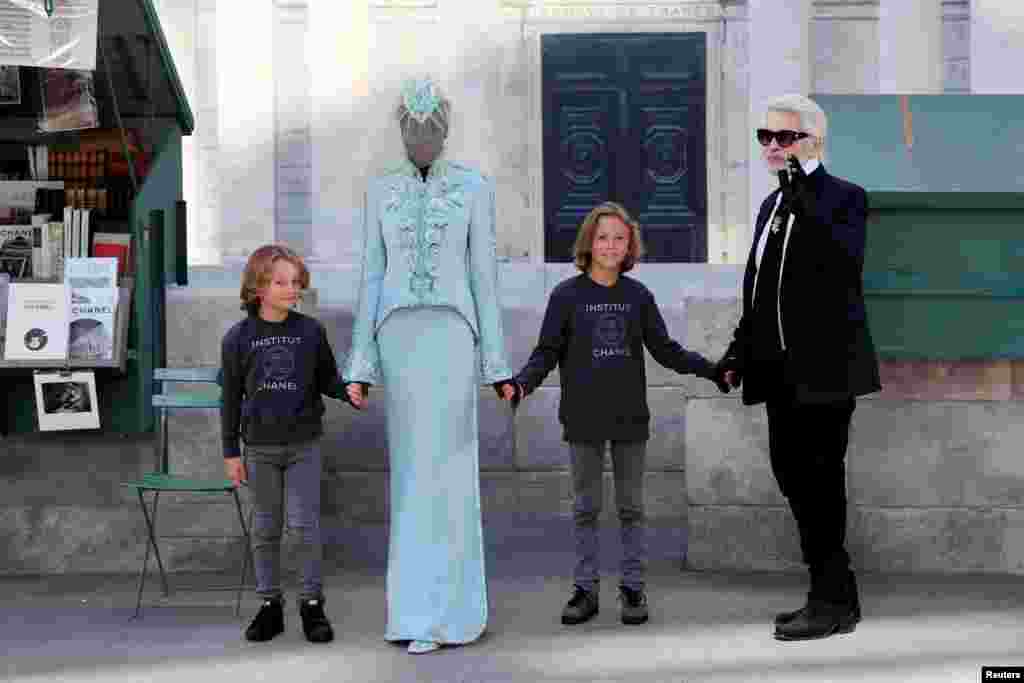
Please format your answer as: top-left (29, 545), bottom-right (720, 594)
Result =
top-left (31, 225), bottom-right (45, 279)
top-left (47, 222), bottom-right (65, 281)
top-left (0, 225), bottom-right (35, 280)
top-left (31, 214), bottom-right (52, 278)
top-left (70, 209), bottom-right (81, 259)
top-left (3, 282), bottom-right (70, 361)
top-left (0, 272), bottom-right (9, 357)
top-left (63, 206), bottom-right (74, 261)
top-left (79, 209), bottom-right (91, 258)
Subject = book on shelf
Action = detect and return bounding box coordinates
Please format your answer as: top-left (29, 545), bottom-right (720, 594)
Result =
top-left (63, 206), bottom-right (73, 259)
top-left (30, 213), bottom-right (50, 279)
top-left (0, 272), bottom-right (9, 357)
top-left (91, 232), bottom-right (131, 280)
top-left (3, 281), bottom-right (70, 361)
top-left (46, 221), bottom-right (65, 281)
top-left (64, 257), bottom-right (117, 361)
top-left (0, 224), bottom-right (34, 279)
top-left (78, 208), bottom-right (91, 258)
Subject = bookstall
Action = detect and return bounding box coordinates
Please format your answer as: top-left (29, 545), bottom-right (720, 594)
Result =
top-left (0, 0), bottom-right (192, 435)
top-left (813, 95), bottom-right (1024, 361)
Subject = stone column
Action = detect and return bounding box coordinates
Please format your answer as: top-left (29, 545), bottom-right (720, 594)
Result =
top-left (747, 0), bottom-right (811, 249)
top-left (273, 1), bottom-right (314, 259)
top-left (194, 0), bottom-right (221, 266)
top-left (943, 0), bottom-right (970, 93)
top-left (309, 0), bottom-right (369, 267)
top-left (879, 0), bottom-right (942, 93)
top-left (216, 0), bottom-right (275, 264)
top-left (970, 0), bottom-right (1024, 92)
top-left (811, 0), bottom-right (879, 94)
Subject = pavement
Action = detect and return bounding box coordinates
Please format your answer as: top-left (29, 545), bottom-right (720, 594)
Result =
top-left (2, 525), bottom-right (1024, 683)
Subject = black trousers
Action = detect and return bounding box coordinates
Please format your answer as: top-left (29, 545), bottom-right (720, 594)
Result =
top-left (765, 382), bottom-right (857, 605)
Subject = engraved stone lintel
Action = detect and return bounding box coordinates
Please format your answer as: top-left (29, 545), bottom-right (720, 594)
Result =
top-left (812, 0), bottom-right (879, 21)
top-left (372, 0), bottom-right (438, 6)
top-left (503, 2), bottom-right (724, 23)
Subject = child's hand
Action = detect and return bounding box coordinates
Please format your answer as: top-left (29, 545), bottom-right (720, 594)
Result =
top-left (346, 382), bottom-right (368, 409)
top-left (492, 380), bottom-right (521, 403)
top-left (225, 457), bottom-right (247, 488)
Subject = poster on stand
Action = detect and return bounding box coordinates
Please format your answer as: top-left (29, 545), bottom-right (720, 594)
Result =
top-left (0, 1), bottom-right (100, 71)
top-left (34, 369), bottom-right (100, 431)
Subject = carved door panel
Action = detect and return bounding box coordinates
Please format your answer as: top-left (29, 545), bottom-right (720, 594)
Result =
top-left (542, 33), bottom-right (707, 263)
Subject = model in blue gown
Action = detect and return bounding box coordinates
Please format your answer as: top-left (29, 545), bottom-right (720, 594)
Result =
top-left (343, 77), bottom-right (515, 654)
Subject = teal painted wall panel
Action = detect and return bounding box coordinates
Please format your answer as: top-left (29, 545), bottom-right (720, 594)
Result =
top-left (814, 95), bottom-right (1024, 193)
top-left (813, 95), bottom-right (1024, 360)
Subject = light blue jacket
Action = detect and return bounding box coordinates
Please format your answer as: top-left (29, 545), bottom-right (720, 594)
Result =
top-left (344, 159), bottom-right (512, 385)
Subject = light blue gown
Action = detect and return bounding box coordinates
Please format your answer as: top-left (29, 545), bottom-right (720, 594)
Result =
top-left (344, 159), bottom-right (511, 645)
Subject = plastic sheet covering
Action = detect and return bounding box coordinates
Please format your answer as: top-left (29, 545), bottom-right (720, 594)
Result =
top-left (37, 66), bottom-right (97, 132)
top-left (0, 0), bottom-right (99, 71)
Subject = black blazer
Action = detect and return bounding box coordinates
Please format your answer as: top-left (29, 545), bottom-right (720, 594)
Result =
top-left (723, 163), bottom-right (882, 405)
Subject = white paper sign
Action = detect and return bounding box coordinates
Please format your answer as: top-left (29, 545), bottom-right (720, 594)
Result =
top-left (0, 0), bottom-right (100, 71)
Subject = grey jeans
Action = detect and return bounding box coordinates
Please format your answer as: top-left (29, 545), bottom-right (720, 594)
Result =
top-left (569, 439), bottom-right (647, 591)
top-left (244, 439), bottom-right (323, 602)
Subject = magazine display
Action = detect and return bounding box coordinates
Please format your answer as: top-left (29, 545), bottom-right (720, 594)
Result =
top-left (3, 281), bottom-right (70, 361)
top-left (64, 257), bottom-right (117, 361)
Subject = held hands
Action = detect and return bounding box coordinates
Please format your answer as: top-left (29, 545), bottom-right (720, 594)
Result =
top-left (225, 457), bottom-right (247, 488)
top-left (493, 380), bottom-right (523, 407)
top-left (713, 358), bottom-right (742, 392)
top-left (345, 382), bottom-right (369, 409)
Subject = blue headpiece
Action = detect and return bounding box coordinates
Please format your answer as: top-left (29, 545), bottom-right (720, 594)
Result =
top-left (398, 76), bottom-right (449, 135)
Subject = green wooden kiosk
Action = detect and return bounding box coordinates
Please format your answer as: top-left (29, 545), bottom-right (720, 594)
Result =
top-left (813, 95), bottom-right (1024, 361)
top-left (0, 0), bottom-right (192, 434)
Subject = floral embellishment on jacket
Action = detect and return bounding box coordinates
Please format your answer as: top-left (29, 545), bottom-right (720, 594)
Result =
top-left (384, 163), bottom-right (465, 300)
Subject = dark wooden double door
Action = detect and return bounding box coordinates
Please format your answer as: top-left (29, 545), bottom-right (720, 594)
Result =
top-left (543, 33), bottom-right (707, 263)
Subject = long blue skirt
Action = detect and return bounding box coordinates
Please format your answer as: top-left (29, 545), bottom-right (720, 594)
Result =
top-left (377, 307), bottom-right (488, 644)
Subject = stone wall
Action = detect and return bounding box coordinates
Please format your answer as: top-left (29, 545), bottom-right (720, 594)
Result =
top-left (2, 267), bottom-right (1023, 576)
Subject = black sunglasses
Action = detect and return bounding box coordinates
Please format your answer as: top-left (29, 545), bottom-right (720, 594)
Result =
top-left (756, 129), bottom-right (810, 147)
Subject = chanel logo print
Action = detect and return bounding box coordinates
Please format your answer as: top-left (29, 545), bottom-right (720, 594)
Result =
top-left (595, 313), bottom-right (627, 347)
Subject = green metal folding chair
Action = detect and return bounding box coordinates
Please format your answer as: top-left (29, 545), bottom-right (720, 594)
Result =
top-left (121, 367), bottom-right (253, 618)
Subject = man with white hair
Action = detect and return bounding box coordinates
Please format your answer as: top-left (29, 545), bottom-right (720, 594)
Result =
top-left (717, 94), bottom-right (881, 641)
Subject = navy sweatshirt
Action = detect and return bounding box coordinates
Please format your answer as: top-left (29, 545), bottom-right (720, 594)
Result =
top-left (220, 311), bottom-right (347, 458)
top-left (515, 274), bottom-right (716, 443)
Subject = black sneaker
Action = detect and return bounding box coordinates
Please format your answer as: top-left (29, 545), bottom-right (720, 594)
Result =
top-left (561, 585), bottom-right (599, 625)
top-left (619, 585), bottom-right (649, 625)
top-left (245, 597), bottom-right (284, 642)
top-left (299, 597), bottom-right (334, 643)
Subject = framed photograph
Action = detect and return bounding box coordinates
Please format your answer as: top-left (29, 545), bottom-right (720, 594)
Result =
top-left (34, 370), bottom-right (100, 431)
top-left (0, 66), bottom-right (21, 105)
